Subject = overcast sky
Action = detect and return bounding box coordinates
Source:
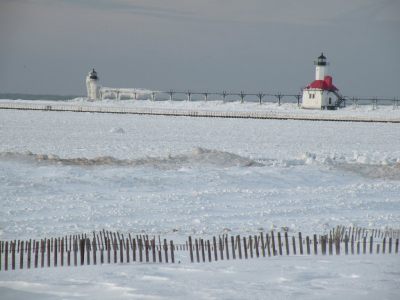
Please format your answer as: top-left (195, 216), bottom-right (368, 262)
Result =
top-left (0, 0), bottom-right (399, 97)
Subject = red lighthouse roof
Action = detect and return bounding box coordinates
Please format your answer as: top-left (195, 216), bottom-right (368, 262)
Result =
top-left (306, 76), bottom-right (338, 92)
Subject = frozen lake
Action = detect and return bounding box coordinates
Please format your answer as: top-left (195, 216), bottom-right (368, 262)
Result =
top-left (0, 108), bottom-right (399, 299)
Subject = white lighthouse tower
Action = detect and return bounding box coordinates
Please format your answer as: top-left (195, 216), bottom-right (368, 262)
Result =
top-left (86, 68), bottom-right (100, 100)
top-left (315, 53), bottom-right (328, 80)
top-left (302, 53), bottom-right (341, 110)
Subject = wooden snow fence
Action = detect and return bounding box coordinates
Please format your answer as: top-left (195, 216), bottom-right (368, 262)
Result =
top-left (0, 231), bottom-right (176, 272)
top-left (0, 226), bottom-right (399, 272)
top-left (186, 227), bottom-right (400, 263)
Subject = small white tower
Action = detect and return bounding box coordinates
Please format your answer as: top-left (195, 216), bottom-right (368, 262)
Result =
top-left (86, 68), bottom-right (100, 100)
top-left (315, 53), bottom-right (328, 80)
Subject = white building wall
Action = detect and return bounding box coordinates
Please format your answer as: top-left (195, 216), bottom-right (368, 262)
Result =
top-left (302, 89), bottom-right (337, 109)
top-left (302, 89), bottom-right (323, 109)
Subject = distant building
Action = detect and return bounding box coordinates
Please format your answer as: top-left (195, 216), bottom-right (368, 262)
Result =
top-left (86, 69), bottom-right (100, 100)
top-left (302, 53), bottom-right (341, 109)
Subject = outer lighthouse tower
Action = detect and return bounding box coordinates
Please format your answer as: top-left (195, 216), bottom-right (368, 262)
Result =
top-left (302, 53), bottom-right (340, 110)
top-left (86, 69), bottom-right (100, 100)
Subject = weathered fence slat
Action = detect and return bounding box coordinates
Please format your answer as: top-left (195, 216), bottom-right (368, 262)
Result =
top-left (11, 242), bottom-right (16, 270)
top-left (53, 239), bottom-right (57, 267)
top-left (106, 238), bottom-right (111, 264)
top-left (284, 232), bottom-right (289, 256)
top-left (93, 237), bottom-right (97, 265)
top-left (369, 236), bottom-right (373, 254)
top-left (313, 234), bottom-right (318, 255)
top-left (155, 247), bottom-right (160, 263)
top-left (335, 237), bottom-right (340, 255)
top-left (113, 237), bottom-right (118, 264)
top-left (382, 238), bottom-right (386, 254)
top-left (292, 236), bottom-right (297, 255)
top-left (195, 239), bottom-right (199, 263)
top-left (237, 236), bottom-right (242, 259)
top-left (0, 242), bottom-right (2, 271)
top-left (35, 241), bottom-right (39, 268)
top-left (19, 241), bottom-right (24, 269)
top-left (219, 236), bottom-right (224, 260)
top-left (170, 240), bottom-right (175, 263)
top-left (132, 238), bottom-right (136, 262)
top-left (296, 233), bottom-right (302, 255)
top-left (201, 239), bottom-right (205, 263)
top-left (277, 233), bottom-right (282, 256)
top-left (213, 236), bottom-right (218, 261)
top-left (47, 239), bottom-right (51, 267)
top-left (249, 236), bottom-right (253, 259)
top-left (271, 232), bottom-right (276, 256)
top-left (61, 238), bottom-right (65, 266)
top-left (243, 237), bottom-right (248, 259)
top-left (260, 233), bottom-right (265, 257)
top-left (231, 236), bottom-right (236, 260)
top-left (120, 239), bottom-right (124, 263)
top-left (363, 237), bottom-right (367, 255)
top-left (306, 236), bottom-right (310, 255)
top-left (138, 239), bottom-right (143, 262)
top-left (73, 238), bottom-right (77, 267)
top-left (188, 236), bottom-right (194, 263)
top-left (225, 236), bottom-right (230, 260)
top-left (266, 233), bottom-right (271, 257)
top-left (207, 240), bottom-right (212, 262)
top-left (351, 235), bottom-right (354, 255)
top-left (321, 236), bottom-right (326, 255)
top-left (5, 242), bottom-right (8, 271)
top-left (145, 240), bottom-right (149, 263)
top-left (152, 239), bottom-right (156, 263)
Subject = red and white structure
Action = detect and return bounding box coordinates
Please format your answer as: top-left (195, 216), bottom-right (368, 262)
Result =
top-left (302, 53), bottom-right (341, 109)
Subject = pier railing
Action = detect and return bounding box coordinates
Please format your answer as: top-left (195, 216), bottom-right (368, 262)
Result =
top-left (99, 88), bottom-right (399, 108)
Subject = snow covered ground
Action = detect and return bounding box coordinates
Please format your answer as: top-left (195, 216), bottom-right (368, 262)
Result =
top-left (1, 257), bottom-right (399, 300)
top-left (0, 105), bottom-right (399, 299)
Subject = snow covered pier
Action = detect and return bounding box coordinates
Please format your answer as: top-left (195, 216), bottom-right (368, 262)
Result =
top-left (1, 101), bottom-right (400, 123)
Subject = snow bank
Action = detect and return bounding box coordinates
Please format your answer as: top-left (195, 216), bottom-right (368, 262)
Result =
top-left (0, 257), bottom-right (399, 300)
top-left (1, 149), bottom-right (399, 179)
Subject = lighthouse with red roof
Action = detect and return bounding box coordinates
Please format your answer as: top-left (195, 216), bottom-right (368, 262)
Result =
top-left (302, 53), bottom-right (341, 109)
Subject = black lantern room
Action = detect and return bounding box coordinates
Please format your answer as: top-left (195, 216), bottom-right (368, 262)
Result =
top-left (89, 68), bottom-right (98, 80)
top-left (315, 53), bottom-right (327, 66)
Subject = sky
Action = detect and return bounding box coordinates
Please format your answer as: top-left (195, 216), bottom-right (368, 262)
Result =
top-left (0, 0), bottom-right (399, 97)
